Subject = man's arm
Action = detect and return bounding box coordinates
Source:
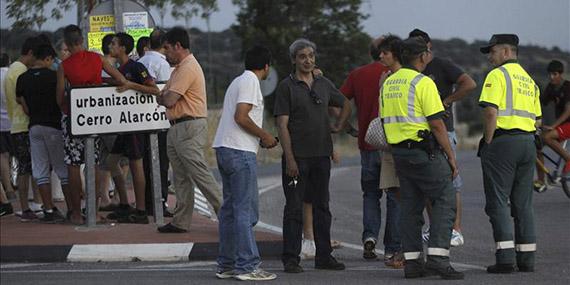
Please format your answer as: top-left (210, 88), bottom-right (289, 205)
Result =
top-left (276, 115), bottom-right (298, 177)
top-left (117, 79), bottom-right (160, 96)
top-left (235, 103), bottom-right (277, 148)
top-left (157, 89), bottom-right (181, 108)
top-left (482, 106), bottom-right (498, 143)
top-left (442, 73), bottom-right (477, 107)
top-left (546, 103), bottom-right (570, 129)
top-left (101, 56), bottom-right (128, 86)
top-left (15, 96), bottom-right (29, 115)
top-left (331, 98), bottom-right (351, 132)
top-left (428, 118), bottom-right (458, 178)
top-left (56, 66), bottom-right (66, 109)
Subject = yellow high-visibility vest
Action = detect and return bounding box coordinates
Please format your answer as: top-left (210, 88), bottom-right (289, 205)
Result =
top-left (479, 62), bottom-right (541, 132)
top-left (380, 68), bottom-right (444, 144)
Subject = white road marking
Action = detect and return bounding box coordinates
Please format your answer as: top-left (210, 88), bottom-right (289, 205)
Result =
top-left (67, 243), bottom-right (194, 262)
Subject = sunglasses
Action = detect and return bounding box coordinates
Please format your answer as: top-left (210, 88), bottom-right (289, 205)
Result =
top-left (309, 89), bottom-right (322, 105)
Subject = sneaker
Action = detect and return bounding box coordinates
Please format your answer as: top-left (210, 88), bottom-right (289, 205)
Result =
top-left (0, 203), bottom-right (14, 217)
top-left (20, 209), bottom-right (38, 222)
top-left (425, 264), bottom-right (464, 280)
top-left (450, 229), bottom-right (464, 247)
top-left (234, 269), bottom-right (277, 281)
top-left (40, 208), bottom-right (66, 224)
top-left (283, 261), bottom-right (303, 273)
top-left (487, 263), bottom-right (516, 274)
top-left (422, 226), bottom-right (430, 243)
top-left (533, 181), bottom-right (547, 193)
top-left (385, 252), bottom-right (405, 269)
top-left (315, 256), bottom-right (345, 270)
top-left (106, 204), bottom-right (135, 220)
top-left (157, 223), bottom-right (187, 233)
top-left (29, 202), bottom-right (43, 213)
top-left (564, 160), bottom-right (570, 176)
top-left (215, 269), bottom-right (235, 279)
top-left (363, 238), bottom-right (377, 260)
top-left (301, 239), bottom-right (316, 260)
top-left (117, 211), bottom-right (149, 224)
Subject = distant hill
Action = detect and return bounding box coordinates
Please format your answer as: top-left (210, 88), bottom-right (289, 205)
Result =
top-left (2, 28), bottom-right (569, 132)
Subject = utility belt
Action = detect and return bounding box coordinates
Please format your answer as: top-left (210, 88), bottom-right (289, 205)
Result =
top-left (392, 130), bottom-right (440, 160)
top-left (477, 128), bottom-right (536, 157)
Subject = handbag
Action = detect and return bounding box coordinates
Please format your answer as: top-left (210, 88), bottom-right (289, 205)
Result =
top-left (364, 117), bottom-right (390, 150)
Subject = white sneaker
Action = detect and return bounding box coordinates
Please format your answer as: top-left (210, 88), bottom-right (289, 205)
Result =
top-left (300, 239), bottom-right (316, 260)
top-left (450, 229), bottom-right (464, 247)
top-left (215, 269), bottom-right (235, 279)
top-left (422, 226), bottom-right (430, 243)
top-left (234, 269), bottom-right (277, 281)
top-left (29, 202), bottom-right (43, 213)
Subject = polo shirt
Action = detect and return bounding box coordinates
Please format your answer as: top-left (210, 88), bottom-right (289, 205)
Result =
top-left (163, 54), bottom-right (207, 120)
top-left (138, 51), bottom-right (172, 82)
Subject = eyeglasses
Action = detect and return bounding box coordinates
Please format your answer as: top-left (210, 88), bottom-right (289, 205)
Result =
top-left (309, 89), bottom-right (322, 105)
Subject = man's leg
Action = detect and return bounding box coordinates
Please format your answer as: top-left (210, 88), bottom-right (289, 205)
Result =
top-left (129, 158), bottom-right (146, 211)
top-left (360, 150), bottom-right (382, 258)
top-left (543, 123), bottom-right (570, 173)
top-left (216, 148), bottom-right (237, 274)
top-left (281, 157), bottom-right (307, 267)
top-left (29, 126), bottom-right (55, 211)
top-left (384, 189), bottom-right (402, 254)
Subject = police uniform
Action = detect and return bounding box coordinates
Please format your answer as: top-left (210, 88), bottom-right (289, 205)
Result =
top-left (479, 34), bottom-right (541, 273)
top-left (381, 38), bottom-right (459, 279)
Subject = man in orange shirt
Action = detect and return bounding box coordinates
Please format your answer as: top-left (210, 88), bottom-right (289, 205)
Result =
top-left (156, 27), bottom-right (222, 233)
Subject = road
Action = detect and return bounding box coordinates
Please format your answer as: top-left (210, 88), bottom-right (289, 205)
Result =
top-left (2, 150), bottom-right (569, 284)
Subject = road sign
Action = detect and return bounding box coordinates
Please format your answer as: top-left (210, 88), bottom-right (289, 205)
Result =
top-left (70, 84), bottom-right (169, 136)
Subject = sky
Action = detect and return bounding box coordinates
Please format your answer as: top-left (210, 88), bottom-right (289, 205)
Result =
top-left (1, 0), bottom-right (569, 51)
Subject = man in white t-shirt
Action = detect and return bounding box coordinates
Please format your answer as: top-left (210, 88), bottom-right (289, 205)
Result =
top-left (138, 29), bottom-right (172, 82)
top-left (212, 46), bottom-right (278, 281)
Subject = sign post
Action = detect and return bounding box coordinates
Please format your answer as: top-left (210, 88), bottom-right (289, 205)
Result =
top-left (71, 86), bottom-right (168, 226)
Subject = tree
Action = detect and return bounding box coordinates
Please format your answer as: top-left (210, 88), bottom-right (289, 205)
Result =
top-left (171, 0), bottom-right (200, 28)
top-left (196, 0), bottom-right (218, 94)
top-left (142, 0), bottom-right (170, 27)
top-left (232, 0), bottom-right (371, 88)
top-left (6, 0), bottom-right (75, 30)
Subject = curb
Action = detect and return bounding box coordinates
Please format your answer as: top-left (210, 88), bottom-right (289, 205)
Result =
top-left (1, 241), bottom-right (282, 263)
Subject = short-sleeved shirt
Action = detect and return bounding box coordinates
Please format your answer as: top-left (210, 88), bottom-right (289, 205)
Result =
top-left (16, 68), bottom-right (61, 130)
top-left (119, 59), bottom-right (153, 85)
top-left (340, 61), bottom-right (389, 151)
top-left (213, 70), bottom-right (264, 153)
top-left (4, 61), bottom-right (29, 134)
top-left (138, 51), bottom-right (172, 82)
top-left (274, 74), bottom-right (346, 158)
top-left (62, 51), bottom-right (103, 115)
top-left (1, 67), bottom-right (11, 132)
top-left (541, 80), bottom-right (570, 123)
top-left (163, 54), bottom-right (207, 120)
top-left (423, 57), bottom-right (465, 131)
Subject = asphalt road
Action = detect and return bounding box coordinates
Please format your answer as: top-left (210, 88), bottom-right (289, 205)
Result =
top-left (2, 150), bottom-right (569, 285)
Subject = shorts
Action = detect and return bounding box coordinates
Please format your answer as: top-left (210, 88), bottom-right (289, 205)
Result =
top-left (29, 125), bottom-right (68, 186)
top-left (62, 114), bottom-right (100, 165)
top-left (448, 131), bottom-right (463, 191)
top-left (555, 122), bottom-right (570, 141)
top-left (11, 132), bottom-right (32, 175)
top-left (0, 131), bottom-right (12, 154)
top-left (110, 133), bottom-right (145, 160)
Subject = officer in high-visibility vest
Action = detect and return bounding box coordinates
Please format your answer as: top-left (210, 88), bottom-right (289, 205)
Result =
top-left (380, 37), bottom-right (463, 280)
top-left (478, 34), bottom-right (540, 274)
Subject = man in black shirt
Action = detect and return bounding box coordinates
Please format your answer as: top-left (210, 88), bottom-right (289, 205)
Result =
top-left (105, 32), bottom-right (159, 224)
top-left (274, 38), bottom-right (350, 273)
top-left (537, 60), bottom-right (570, 187)
top-left (16, 44), bottom-right (67, 223)
top-left (409, 29), bottom-right (477, 247)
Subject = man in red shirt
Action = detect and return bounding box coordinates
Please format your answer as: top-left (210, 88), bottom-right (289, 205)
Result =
top-left (339, 37), bottom-right (401, 261)
top-left (56, 24), bottom-right (128, 224)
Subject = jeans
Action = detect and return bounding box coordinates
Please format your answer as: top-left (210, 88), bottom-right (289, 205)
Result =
top-left (360, 150), bottom-right (401, 253)
top-left (282, 156), bottom-right (332, 264)
top-left (215, 147), bottom-right (260, 274)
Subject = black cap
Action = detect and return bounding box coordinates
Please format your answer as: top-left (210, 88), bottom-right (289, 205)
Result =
top-left (401, 37), bottom-right (429, 56)
top-left (480, 34), bottom-right (519, 54)
top-left (409, 28), bottom-right (431, 43)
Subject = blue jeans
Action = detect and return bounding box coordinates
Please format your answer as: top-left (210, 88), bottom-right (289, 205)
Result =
top-left (215, 147), bottom-right (260, 274)
top-left (361, 150), bottom-right (401, 253)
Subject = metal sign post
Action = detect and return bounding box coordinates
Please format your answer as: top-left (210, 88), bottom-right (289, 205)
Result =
top-left (149, 133), bottom-right (164, 225)
top-left (85, 137), bottom-right (97, 227)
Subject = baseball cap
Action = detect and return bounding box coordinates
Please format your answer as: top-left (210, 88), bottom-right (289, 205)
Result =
top-left (480, 34), bottom-right (519, 54)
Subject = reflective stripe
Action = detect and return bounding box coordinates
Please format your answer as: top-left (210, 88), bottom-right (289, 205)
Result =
top-left (498, 109), bottom-right (536, 120)
top-left (383, 116), bottom-right (427, 124)
top-left (516, 243), bottom-right (536, 252)
top-left (404, 251), bottom-right (421, 260)
top-left (496, 240), bottom-right (515, 249)
top-left (497, 66), bottom-right (537, 120)
top-left (427, 247), bottom-right (450, 257)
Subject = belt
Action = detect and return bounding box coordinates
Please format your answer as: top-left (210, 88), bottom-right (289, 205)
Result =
top-left (169, 116), bottom-right (200, 126)
top-left (392, 139), bottom-right (426, 149)
top-left (493, 128), bottom-right (533, 138)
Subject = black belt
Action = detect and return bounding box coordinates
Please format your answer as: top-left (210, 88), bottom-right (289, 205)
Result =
top-left (392, 139), bottom-right (427, 149)
top-left (169, 116), bottom-right (200, 126)
top-left (493, 128), bottom-right (533, 138)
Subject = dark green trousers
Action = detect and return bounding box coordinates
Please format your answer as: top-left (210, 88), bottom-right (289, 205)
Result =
top-left (481, 134), bottom-right (536, 267)
top-left (393, 148), bottom-right (456, 268)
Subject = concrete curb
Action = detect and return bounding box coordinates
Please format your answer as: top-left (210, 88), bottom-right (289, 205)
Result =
top-left (1, 241), bottom-right (282, 263)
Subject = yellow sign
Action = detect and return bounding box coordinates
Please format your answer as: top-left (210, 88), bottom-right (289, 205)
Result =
top-left (88, 31), bottom-right (114, 54)
top-left (126, 28), bottom-right (153, 47)
top-left (90, 15), bottom-right (115, 32)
